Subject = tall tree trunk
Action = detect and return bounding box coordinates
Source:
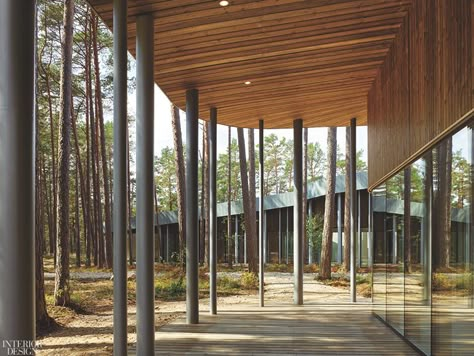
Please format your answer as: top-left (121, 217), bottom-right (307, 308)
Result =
top-left (54, 0), bottom-right (74, 306)
top-left (247, 129), bottom-right (258, 273)
top-left (75, 164), bottom-right (81, 268)
top-left (303, 128), bottom-right (308, 263)
top-left (39, 15), bottom-right (58, 263)
top-left (227, 126), bottom-right (233, 268)
top-left (94, 92), bottom-right (105, 268)
top-left (86, 11), bottom-right (99, 267)
top-left (35, 51), bottom-right (51, 327)
top-left (171, 104), bottom-right (186, 268)
top-left (92, 14), bottom-right (113, 269)
top-left (343, 127), bottom-right (351, 272)
top-left (203, 122), bottom-right (210, 266)
top-left (320, 127), bottom-right (337, 280)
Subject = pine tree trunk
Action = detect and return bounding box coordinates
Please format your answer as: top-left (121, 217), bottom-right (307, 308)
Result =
top-left (404, 167), bottom-right (411, 273)
top-left (92, 14), bottom-right (113, 269)
top-left (227, 127), bottom-right (233, 268)
top-left (75, 163), bottom-right (81, 268)
top-left (171, 104), bottom-right (186, 268)
top-left (343, 127), bottom-right (351, 272)
top-left (35, 63), bottom-right (51, 328)
top-left (94, 92), bottom-right (105, 268)
top-left (320, 127), bottom-right (337, 280)
top-left (247, 129), bottom-right (258, 273)
top-left (54, 0), bottom-right (74, 306)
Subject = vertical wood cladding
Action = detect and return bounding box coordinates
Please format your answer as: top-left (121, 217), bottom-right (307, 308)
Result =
top-left (368, 0), bottom-right (473, 188)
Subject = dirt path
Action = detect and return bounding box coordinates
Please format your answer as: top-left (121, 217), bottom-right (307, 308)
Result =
top-left (36, 273), bottom-right (366, 355)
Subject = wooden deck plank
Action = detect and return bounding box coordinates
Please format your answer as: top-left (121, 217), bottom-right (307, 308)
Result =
top-left (129, 300), bottom-right (415, 355)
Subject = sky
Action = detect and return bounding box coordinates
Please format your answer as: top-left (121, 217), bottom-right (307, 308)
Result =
top-left (127, 84), bottom-right (369, 161)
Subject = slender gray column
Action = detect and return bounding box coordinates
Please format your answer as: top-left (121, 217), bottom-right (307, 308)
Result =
top-left (308, 202), bottom-right (313, 264)
top-left (113, 0), bottom-right (128, 354)
top-left (259, 120), bottom-right (265, 307)
top-left (209, 108), bottom-right (217, 315)
top-left (293, 119), bottom-right (303, 305)
top-left (368, 193), bottom-right (373, 268)
top-left (278, 209), bottom-right (282, 264)
top-left (286, 208), bottom-right (289, 264)
top-left (264, 211), bottom-right (267, 263)
top-left (350, 118), bottom-right (357, 303)
top-left (166, 225), bottom-right (169, 262)
top-left (244, 230), bottom-right (247, 264)
top-left (186, 89), bottom-right (199, 324)
top-left (392, 214), bottom-right (397, 264)
top-left (135, 14), bottom-right (155, 355)
top-left (337, 193), bottom-right (343, 263)
top-left (0, 1), bottom-right (35, 352)
top-left (235, 215), bottom-right (239, 263)
top-left (358, 191), bottom-right (362, 268)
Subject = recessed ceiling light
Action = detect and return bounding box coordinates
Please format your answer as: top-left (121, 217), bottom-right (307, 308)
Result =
top-left (244, 81), bottom-right (251, 85)
top-left (219, 0), bottom-right (229, 6)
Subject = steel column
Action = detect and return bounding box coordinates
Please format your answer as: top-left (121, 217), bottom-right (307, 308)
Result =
top-left (264, 211), bottom-right (267, 263)
top-left (166, 225), bottom-right (169, 262)
top-left (358, 191), bottom-right (362, 268)
top-left (113, 0), bottom-right (128, 353)
top-left (278, 209), bottom-right (282, 264)
top-left (392, 214), bottom-right (397, 264)
top-left (308, 202), bottom-right (313, 264)
top-left (135, 14), bottom-right (155, 355)
top-left (368, 193), bottom-right (373, 268)
top-left (186, 89), bottom-right (199, 324)
top-left (286, 208), bottom-right (289, 264)
top-left (235, 215), bottom-right (239, 263)
top-left (259, 120), bottom-right (265, 307)
top-left (0, 1), bottom-right (36, 351)
top-left (350, 118), bottom-right (357, 302)
top-left (337, 193), bottom-right (343, 263)
top-left (293, 119), bottom-right (303, 305)
top-left (209, 108), bottom-right (217, 315)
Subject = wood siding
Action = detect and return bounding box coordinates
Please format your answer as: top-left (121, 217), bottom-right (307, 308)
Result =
top-left (368, 0), bottom-right (474, 189)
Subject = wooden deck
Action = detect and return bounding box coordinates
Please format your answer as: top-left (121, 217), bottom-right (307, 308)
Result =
top-left (129, 293), bottom-right (416, 355)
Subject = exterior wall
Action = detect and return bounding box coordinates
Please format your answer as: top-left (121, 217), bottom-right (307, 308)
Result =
top-left (368, 0), bottom-right (474, 189)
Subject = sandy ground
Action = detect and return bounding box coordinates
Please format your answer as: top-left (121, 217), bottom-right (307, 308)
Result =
top-left (36, 273), bottom-right (366, 355)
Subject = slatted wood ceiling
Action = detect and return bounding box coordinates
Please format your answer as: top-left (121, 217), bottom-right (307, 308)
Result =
top-left (88, 0), bottom-right (412, 128)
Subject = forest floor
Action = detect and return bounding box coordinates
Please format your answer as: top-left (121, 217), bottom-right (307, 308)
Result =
top-left (36, 260), bottom-right (371, 355)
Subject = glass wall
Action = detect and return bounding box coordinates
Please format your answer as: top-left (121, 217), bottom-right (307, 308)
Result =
top-left (372, 121), bottom-right (473, 355)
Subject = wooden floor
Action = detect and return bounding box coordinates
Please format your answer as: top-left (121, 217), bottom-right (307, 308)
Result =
top-left (129, 300), bottom-right (416, 355)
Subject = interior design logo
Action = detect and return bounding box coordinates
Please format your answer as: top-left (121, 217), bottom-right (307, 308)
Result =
top-left (2, 340), bottom-right (41, 355)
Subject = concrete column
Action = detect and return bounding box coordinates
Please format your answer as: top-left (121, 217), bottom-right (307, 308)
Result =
top-left (350, 118), bottom-right (357, 303)
top-left (235, 214), bottom-right (239, 263)
top-left (166, 225), bottom-right (169, 262)
top-left (264, 211), bottom-right (267, 263)
top-left (278, 209), bottom-right (282, 264)
top-left (259, 120), bottom-right (265, 307)
top-left (0, 1), bottom-right (36, 351)
top-left (209, 108), bottom-right (217, 315)
top-left (244, 230), bottom-right (247, 264)
top-left (135, 14), bottom-right (155, 355)
top-left (358, 191), bottom-right (362, 268)
top-left (308, 202), bottom-right (313, 264)
top-left (337, 193), bottom-right (343, 263)
top-left (286, 208), bottom-right (289, 264)
top-left (293, 119), bottom-right (303, 305)
top-left (113, 0), bottom-right (128, 354)
top-left (368, 193), bottom-right (373, 268)
top-left (186, 89), bottom-right (199, 324)
top-left (392, 214), bottom-right (397, 264)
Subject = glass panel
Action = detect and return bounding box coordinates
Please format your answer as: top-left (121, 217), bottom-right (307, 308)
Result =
top-left (372, 184), bottom-right (387, 320)
top-left (386, 172), bottom-right (405, 333)
top-left (432, 125), bottom-right (474, 354)
top-left (404, 156), bottom-right (431, 354)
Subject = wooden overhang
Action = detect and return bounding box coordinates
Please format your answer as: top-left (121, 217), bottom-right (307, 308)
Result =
top-left (88, 0), bottom-right (412, 128)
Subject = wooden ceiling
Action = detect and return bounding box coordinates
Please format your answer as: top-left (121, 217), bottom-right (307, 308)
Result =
top-left (88, 0), bottom-right (412, 128)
